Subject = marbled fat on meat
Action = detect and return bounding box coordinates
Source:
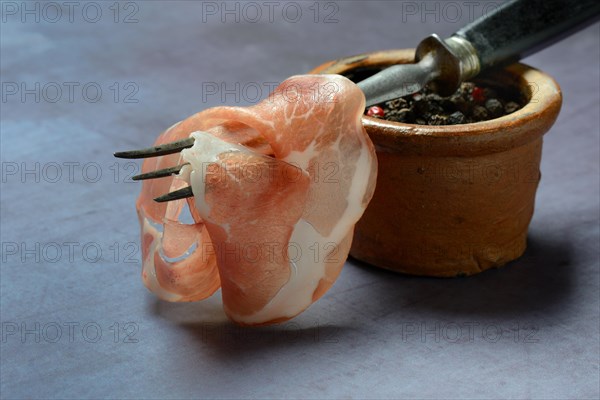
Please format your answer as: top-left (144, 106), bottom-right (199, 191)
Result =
top-left (136, 75), bottom-right (377, 325)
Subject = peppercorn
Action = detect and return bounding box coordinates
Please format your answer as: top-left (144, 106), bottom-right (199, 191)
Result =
top-left (450, 95), bottom-right (469, 114)
top-left (462, 82), bottom-right (476, 93)
top-left (485, 99), bottom-right (504, 118)
top-left (472, 106), bottom-right (489, 121)
top-left (504, 101), bottom-right (520, 114)
top-left (385, 98), bottom-right (408, 110)
top-left (398, 108), bottom-right (414, 123)
top-left (447, 111), bottom-right (466, 125)
top-left (428, 114), bottom-right (448, 125)
top-left (414, 98), bottom-right (430, 114)
top-left (472, 86), bottom-right (485, 103)
top-left (367, 105), bottom-right (385, 118)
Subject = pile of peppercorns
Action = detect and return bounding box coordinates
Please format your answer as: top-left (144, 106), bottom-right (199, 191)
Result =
top-left (365, 82), bottom-right (523, 125)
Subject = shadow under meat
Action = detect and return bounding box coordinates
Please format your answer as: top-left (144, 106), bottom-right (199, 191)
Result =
top-left (178, 320), bottom-right (354, 357)
top-left (149, 293), bottom-right (356, 357)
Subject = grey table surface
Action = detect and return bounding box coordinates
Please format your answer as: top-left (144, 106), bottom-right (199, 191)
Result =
top-left (1, 1), bottom-right (599, 399)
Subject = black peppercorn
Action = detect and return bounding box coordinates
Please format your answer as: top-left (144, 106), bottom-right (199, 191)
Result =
top-left (447, 111), bottom-right (466, 125)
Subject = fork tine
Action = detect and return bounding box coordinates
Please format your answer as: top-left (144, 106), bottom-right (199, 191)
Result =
top-left (114, 137), bottom-right (195, 159)
top-left (132, 163), bottom-right (189, 181)
top-left (153, 186), bottom-right (194, 203)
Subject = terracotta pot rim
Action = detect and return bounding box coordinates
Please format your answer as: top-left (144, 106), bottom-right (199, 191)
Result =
top-left (312, 50), bottom-right (562, 276)
top-left (312, 49), bottom-right (563, 156)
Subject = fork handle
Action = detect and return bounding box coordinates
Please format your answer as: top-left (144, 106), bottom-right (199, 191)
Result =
top-left (453, 0), bottom-right (600, 70)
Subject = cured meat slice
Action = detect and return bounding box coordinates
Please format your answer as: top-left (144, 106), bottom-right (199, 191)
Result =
top-left (136, 74), bottom-right (377, 325)
top-left (137, 121), bottom-right (271, 302)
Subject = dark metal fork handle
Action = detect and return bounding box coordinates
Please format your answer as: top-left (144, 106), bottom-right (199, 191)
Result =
top-left (454, 0), bottom-right (600, 71)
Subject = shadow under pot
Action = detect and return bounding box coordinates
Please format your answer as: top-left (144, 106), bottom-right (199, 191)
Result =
top-left (310, 49), bottom-right (562, 277)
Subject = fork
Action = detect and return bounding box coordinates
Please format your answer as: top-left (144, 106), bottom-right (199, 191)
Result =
top-left (114, 137), bottom-right (195, 203)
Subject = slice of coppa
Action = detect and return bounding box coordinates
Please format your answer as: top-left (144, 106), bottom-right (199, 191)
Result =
top-left (136, 74), bottom-right (377, 325)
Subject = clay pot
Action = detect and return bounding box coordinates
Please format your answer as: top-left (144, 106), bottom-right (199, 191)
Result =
top-left (310, 49), bottom-right (562, 277)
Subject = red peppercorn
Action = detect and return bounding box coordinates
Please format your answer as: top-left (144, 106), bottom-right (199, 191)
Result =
top-left (472, 86), bottom-right (485, 103)
top-left (367, 105), bottom-right (385, 118)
